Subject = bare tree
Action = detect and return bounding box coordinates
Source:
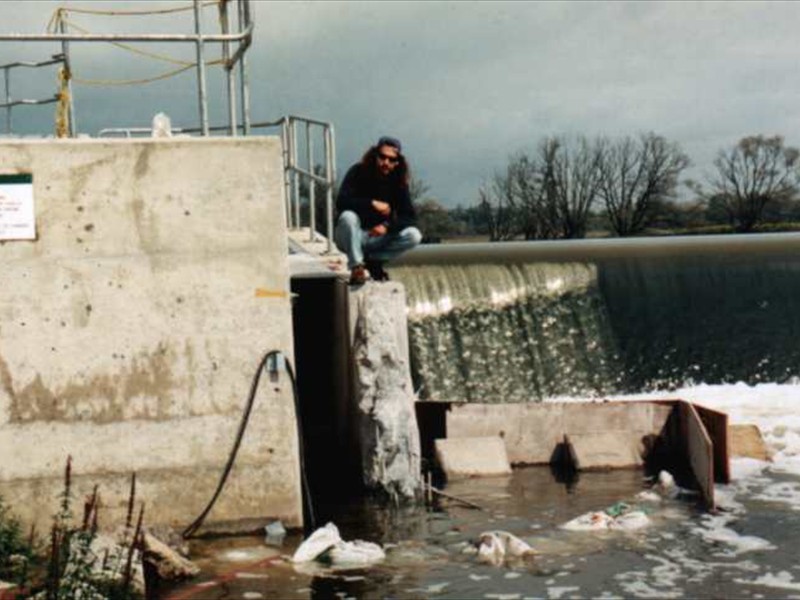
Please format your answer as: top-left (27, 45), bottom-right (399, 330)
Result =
top-left (540, 136), bottom-right (604, 239)
top-left (408, 175), bottom-right (431, 204)
top-left (478, 166), bottom-right (519, 241)
top-left (708, 135), bottom-right (800, 232)
top-left (507, 152), bottom-right (559, 240)
top-left (598, 133), bottom-right (689, 237)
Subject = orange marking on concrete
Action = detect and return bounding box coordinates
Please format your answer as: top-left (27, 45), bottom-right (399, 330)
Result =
top-left (255, 288), bottom-right (287, 298)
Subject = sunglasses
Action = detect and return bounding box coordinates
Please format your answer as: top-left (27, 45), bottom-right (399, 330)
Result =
top-left (377, 152), bottom-right (400, 165)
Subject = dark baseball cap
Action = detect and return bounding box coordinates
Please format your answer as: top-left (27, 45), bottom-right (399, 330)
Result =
top-left (377, 136), bottom-right (402, 153)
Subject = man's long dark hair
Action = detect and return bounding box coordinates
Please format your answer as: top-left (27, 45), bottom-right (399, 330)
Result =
top-left (360, 145), bottom-right (410, 187)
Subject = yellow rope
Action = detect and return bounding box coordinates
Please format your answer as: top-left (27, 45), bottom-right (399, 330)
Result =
top-left (55, 2), bottom-right (219, 17)
top-left (60, 16), bottom-right (196, 65)
top-left (72, 63), bottom-right (197, 86)
top-left (45, 2), bottom-right (226, 87)
top-left (55, 66), bottom-right (70, 137)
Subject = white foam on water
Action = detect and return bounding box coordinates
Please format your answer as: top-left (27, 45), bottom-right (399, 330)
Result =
top-left (546, 587), bottom-right (579, 600)
top-left (754, 481), bottom-right (800, 508)
top-left (735, 570), bottom-right (800, 591)
top-left (613, 572), bottom-right (683, 600)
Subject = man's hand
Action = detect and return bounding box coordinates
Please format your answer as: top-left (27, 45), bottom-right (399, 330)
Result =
top-left (371, 200), bottom-right (391, 216)
top-left (368, 223), bottom-right (388, 237)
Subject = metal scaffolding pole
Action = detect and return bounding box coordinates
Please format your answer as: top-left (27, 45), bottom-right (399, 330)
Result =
top-left (193, 0), bottom-right (209, 136)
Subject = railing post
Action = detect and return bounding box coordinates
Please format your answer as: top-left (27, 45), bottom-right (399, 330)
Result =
top-left (282, 119), bottom-right (293, 228)
top-left (193, 0), bottom-right (210, 136)
top-left (306, 121), bottom-right (316, 242)
top-left (291, 119), bottom-right (301, 230)
top-left (237, 0), bottom-right (251, 135)
top-left (219, 0), bottom-right (237, 137)
top-left (58, 16), bottom-right (76, 136)
top-left (324, 124), bottom-right (336, 253)
top-left (3, 66), bottom-right (10, 134)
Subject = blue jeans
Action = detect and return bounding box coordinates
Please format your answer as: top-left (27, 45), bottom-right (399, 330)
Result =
top-left (334, 210), bottom-right (422, 269)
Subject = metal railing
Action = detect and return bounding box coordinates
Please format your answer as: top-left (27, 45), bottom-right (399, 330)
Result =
top-left (0, 0), bottom-right (253, 137)
top-left (0, 54), bottom-right (65, 135)
top-left (2, 2), bottom-right (337, 253)
top-left (98, 115), bottom-right (338, 253)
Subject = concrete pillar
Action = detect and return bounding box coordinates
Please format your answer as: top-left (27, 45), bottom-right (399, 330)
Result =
top-left (348, 282), bottom-right (421, 501)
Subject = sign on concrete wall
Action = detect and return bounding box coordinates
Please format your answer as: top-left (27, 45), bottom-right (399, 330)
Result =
top-left (0, 173), bottom-right (35, 240)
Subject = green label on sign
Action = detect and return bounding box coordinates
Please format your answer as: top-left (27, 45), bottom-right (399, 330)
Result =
top-left (0, 174), bottom-right (33, 184)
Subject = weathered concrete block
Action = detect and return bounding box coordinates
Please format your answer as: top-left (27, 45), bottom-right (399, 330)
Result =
top-left (729, 424), bottom-right (771, 461)
top-left (349, 282), bottom-right (421, 500)
top-left (568, 432), bottom-right (643, 469)
top-left (0, 137), bottom-right (302, 532)
top-left (435, 436), bottom-right (511, 478)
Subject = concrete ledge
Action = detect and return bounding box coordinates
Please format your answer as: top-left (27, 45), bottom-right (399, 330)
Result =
top-left (435, 436), bottom-right (511, 479)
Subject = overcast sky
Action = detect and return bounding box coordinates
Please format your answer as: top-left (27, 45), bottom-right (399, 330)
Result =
top-left (3, 1), bottom-right (800, 206)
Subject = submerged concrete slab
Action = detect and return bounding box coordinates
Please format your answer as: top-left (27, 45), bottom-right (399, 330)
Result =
top-left (435, 436), bottom-right (511, 478)
top-left (0, 137), bottom-right (302, 532)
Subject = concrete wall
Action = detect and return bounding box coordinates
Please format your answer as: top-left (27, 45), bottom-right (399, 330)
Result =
top-left (0, 137), bottom-right (302, 533)
top-left (446, 401), bottom-right (673, 466)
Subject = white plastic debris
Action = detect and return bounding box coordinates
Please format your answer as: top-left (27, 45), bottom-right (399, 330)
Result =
top-left (477, 531), bottom-right (536, 566)
top-left (291, 522), bottom-right (385, 567)
top-left (264, 520), bottom-right (286, 547)
top-left (561, 504), bottom-right (651, 531)
top-left (609, 510), bottom-right (651, 530)
top-left (151, 112), bottom-right (173, 138)
top-left (291, 522), bottom-right (342, 563)
top-left (328, 540), bottom-right (386, 566)
top-left (657, 470), bottom-right (677, 495)
top-left (561, 511), bottom-right (615, 531)
top-left (636, 490), bottom-right (663, 503)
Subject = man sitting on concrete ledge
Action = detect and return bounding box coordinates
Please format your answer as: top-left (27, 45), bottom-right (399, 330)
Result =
top-left (334, 136), bottom-right (422, 284)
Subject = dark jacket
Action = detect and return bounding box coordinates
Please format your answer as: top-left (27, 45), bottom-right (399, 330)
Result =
top-left (336, 163), bottom-right (416, 233)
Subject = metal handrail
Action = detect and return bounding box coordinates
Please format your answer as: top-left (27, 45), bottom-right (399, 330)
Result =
top-left (0, 0), bottom-right (253, 138)
top-left (0, 54), bottom-right (65, 135)
top-left (97, 115), bottom-right (338, 253)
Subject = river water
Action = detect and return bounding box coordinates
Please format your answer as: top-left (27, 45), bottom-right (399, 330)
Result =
top-left (164, 384), bottom-right (800, 600)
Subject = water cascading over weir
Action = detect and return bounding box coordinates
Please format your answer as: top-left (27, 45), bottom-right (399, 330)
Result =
top-left (391, 233), bottom-right (800, 403)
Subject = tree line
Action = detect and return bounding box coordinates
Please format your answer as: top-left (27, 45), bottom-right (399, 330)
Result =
top-left (415, 133), bottom-right (800, 241)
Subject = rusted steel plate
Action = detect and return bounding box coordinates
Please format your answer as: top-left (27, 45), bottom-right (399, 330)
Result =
top-left (681, 401), bottom-right (715, 510)
top-left (693, 403), bottom-right (731, 484)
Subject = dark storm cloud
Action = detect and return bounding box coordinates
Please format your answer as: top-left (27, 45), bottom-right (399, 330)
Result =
top-left (3, 1), bottom-right (800, 205)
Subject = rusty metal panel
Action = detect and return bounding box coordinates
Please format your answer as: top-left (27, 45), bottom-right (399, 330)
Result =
top-left (681, 401), bottom-right (715, 510)
top-left (694, 403), bottom-right (731, 484)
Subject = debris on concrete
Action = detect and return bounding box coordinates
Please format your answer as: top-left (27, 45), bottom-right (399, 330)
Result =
top-left (435, 436), bottom-right (511, 479)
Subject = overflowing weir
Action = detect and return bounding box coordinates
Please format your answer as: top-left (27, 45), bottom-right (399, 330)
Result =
top-left (392, 233), bottom-right (800, 402)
